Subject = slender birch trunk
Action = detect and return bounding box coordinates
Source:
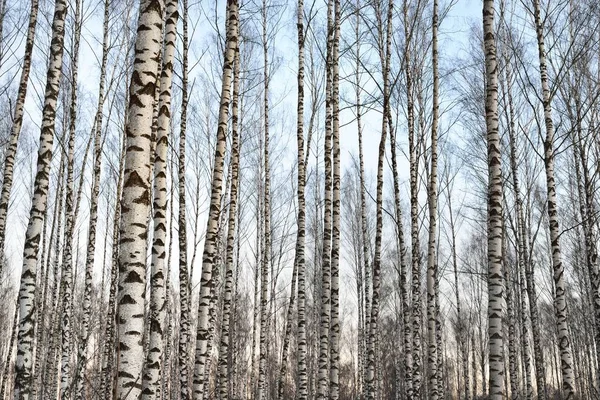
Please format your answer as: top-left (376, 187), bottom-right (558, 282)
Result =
top-left (1, 302), bottom-right (18, 400)
top-left (116, 0), bottom-right (165, 397)
top-left (251, 181), bottom-right (262, 397)
top-left (354, 4), bottom-right (373, 394)
top-left (404, 0), bottom-right (422, 393)
top-left (192, 0), bottom-right (238, 397)
top-left (317, 1), bottom-right (334, 398)
top-left (40, 153), bottom-right (66, 400)
top-left (162, 142), bottom-right (177, 399)
top-left (258, 1), bottom-right (272, 395)
top-left (59, 1), bottom-right (83, 396)
top-left (295, 0), bottom-right (308, 396)
top-left (532, 0), bottom-right (576, 396)
top-left (447, 188), bottom-right (469, 400)
top-left (354, 13), bottom-right (365, 397)
top-left (178, 0), bottom-right (191, 396)
top-left (390, 102), bottom-right (412, 400)
top-left (571, 100), bottom-right (600, 392)
top-left (0, 0), bottom-right (39, 273)
top-left (13, 0), bottom-right (67, 398)
top-left (101, 132), bottom-right (127, 400)
top-left (329, 0), bottom-right (341, 396)
top-left (504, 214), bottom-right (518, 400)
top-left (0, 0), bottom-right (7, 63)
top-left (143, 1), bottom-right (178, 398)
top-left (426, 0), bottom-right (440, 397)
top-left (73, 1), bottom-right (111, 396)
top-left (503, 48), bottom-right (536, 400)
top-left (31, 197), bottom-right (51, 400)
top-left (483, 0), bottom-right (504, 398)
top-left (366, 0), bottom-right (392, 398)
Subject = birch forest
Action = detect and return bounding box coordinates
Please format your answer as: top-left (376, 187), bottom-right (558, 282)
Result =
top-left (2, 0), bottom-right (600, 398)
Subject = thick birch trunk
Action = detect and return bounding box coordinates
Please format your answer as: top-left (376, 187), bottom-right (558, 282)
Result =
top-left (116, 0), bottom-right (165, 397)
top-left (143, 1), bottom-right (178, 398)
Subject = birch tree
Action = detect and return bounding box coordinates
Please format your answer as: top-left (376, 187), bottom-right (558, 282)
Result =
top-left (483, 0), bottom-right (505, 398)
top-left (531, 0), bottom-right (576, 396)
top-left (59, 1), bottom-right (83, 396)
top-left (143, 0), bottom-right (178, 398)
top-left (193, 0), bottom-right (238, 397)
top-left (13, 0), bottom-right (67, 398)
top-left (115, 0), bottom-right (164, 397)
top-left (0, 0), bottom-right (39, 273)
top-left (295, 0), bottom-right (308, 396)
top-left (426, 0), bottom-right (440, 397)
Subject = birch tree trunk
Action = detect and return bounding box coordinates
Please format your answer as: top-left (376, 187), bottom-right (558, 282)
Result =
top-left (483, 0), bottom-right (504, 398)
top-left (317, 1), bottom-right (334, 397)
top-left (40, 153), bottom-right (66, 400)
top-left (354, 5), bottom-right (373, 393)
top-left (389, 94), bottom-right (412, 400)
top-left (178, 0), bottom-right (191, 396)
top-left (329, 0), bottom-right (341, 396)
top-left (217, 40), bottom-right (241, 400)
top-left (143, 1), bottom-right (178, 398)
top-left (0, 303), bottom-right (18, 400)
top-left (295, 0), bottom-right (308, 396)
top-left (73, 0), bottom-right (111, 396)
top-left (59, 1), bottom-right (83, 396)
top-left (13, 0), bottom-right (67, 398)
top-left (426, 0), bottom-right (440, 397)
top-left (532, 0), bottom-right (576, 396)
top-left (366, 0), bottom-right (392, 398)
top-left (101, 133), bottom-right (126, 400)
top-left (192, 0), bottom-right (238, 397)
top-left (258, 0), bottom-right (272, 396)
top-left (404, 0), bottom-right (422, 393)
top-left (447, 183), bottom-right (469, 400)
top-left (0, 0), bottom-right (39, 272)
top-left (503, 47), bottom-right (536, 400)
top-left (116, 0), bottom-right (165, 397)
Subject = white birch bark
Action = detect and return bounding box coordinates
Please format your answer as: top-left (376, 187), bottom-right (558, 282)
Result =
top-left (178, 0), bottom-right (191, 397)
top-left (192, 0), bottom-right (238, 397)
top-left (13, 0), bottom-right (67, 398)
top-left (426, 0), bottom-right (440, 397)
top-left (329, 0), bottom-right (341, 396)
top-left (116, 0), bottom-right (165, 397)
top-left (0, 0), bottom-right (39, 273)
top-left (143, 1), bottom-right (178, 398)
top-left (59, 1), bottom-right (83, 396)
top-left (295, 0), bottom-right (308, 396)
top-left (366, 0), bottom-right (392, 398)
top-left (532, 0), bottom-right (576, 396)
top-left (483, 0), bottom-right (505, 398)
top-left (217, 39), bottom-right (240, 400)
top-left (73, 1), bottom-right (111, 396)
